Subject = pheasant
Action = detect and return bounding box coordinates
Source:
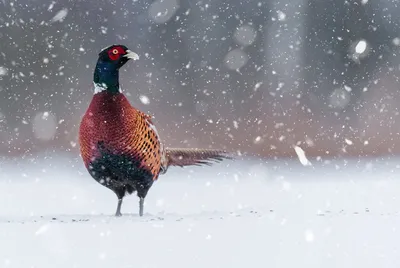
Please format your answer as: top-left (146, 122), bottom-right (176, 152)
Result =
top-left (79, 44), bottom-right (231, 217)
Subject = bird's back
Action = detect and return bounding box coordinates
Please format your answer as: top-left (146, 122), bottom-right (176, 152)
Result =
top-left (79, 91), bottom-right (162, 180)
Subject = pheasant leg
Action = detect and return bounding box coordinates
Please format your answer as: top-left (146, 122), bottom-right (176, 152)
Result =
top-left (139, 197), bottom-right (144, 217)
top-left (115, 198), bottom-right (123, 217)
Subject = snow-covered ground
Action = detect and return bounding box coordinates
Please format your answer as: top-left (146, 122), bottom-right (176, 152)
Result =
top-left (1, 153), bottom-right (400, 267)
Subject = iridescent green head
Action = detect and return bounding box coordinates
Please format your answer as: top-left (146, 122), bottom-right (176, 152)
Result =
top-left (93, 44), bottom-right (139, 94)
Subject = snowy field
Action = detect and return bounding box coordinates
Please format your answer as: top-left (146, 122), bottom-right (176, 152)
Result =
top-left (1, 153), bottom-right (400, 267)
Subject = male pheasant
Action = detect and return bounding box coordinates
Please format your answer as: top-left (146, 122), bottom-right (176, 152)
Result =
top-left (79, 44), bottom-right (231, 217)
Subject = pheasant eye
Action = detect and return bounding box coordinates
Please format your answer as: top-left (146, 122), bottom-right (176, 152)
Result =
top-left (108, 47), bottom-right (122, 60)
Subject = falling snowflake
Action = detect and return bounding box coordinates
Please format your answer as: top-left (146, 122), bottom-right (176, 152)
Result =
top-left (139, 95), bottom-right (150, 105)
top-left (0, 67), bottom-right (8, 76)
top-left (254, 82), bottom-right (263, 91)
top-left (48, 1), bottom-right (55, 11)
top-left (51, 8), bottom-right (68, 23)
top-left (345, 139), bottom-right (353, 145)
top-left (294, 146), bottom-right (312, 166)
top-left (254, 136), bottom-right (262, 144)
top-left (100, 26), bottom-right (108, 34)
top-left (277, 10), bottom-right (286, 21)
top-left (355, 40), bottom-right (367, 54)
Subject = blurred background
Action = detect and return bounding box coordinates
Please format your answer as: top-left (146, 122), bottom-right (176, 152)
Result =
top-left (1, 0), bottom-right (400, 160)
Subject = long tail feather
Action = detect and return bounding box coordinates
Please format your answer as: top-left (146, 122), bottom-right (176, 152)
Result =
top-left (160, 148), bottom-right (232, 174)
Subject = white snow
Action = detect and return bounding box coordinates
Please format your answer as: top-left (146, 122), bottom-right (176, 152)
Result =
top-left (47, 1), bottom-right (55, 11)
top-left (344, 85), bottom-right (352, 92)
top-left (1, 154), bottom-right (400, 267)
top-left (345, 138), bottom-right (353, 145)
top-left (254, 136), bottom-right (262, 143)
top-left (35, 224), bottom-right (50, 236)
top-left (254, 82), bottom-right (263, 91)
top-left (277, 10), bottom-right (287, 21)
top-left (355, 40), bottom-right (367, 54)
top-left (294, 145), bottom-right (312, 166)
top-left (139, 95), bottom-right (150, 105)
top-left (0, 66), bottom-right (8, 76)
top-left (50, 8), bottom-right (69, 23)
top-left (304, 229), bottom-right (315, 242)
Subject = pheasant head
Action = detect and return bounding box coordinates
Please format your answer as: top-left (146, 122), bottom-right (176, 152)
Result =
top-left (93, 44), bottom-right (139, 94)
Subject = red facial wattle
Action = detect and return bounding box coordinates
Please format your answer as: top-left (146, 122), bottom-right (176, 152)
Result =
top-left (107, 46), bottom-right (125, 61)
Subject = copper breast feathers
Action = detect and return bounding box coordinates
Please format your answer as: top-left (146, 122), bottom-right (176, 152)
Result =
top-left (79, 93), bottom-right (162, 180)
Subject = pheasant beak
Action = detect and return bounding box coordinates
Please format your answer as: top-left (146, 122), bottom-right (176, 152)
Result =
top-left (124, 50), bottom-right (140, 61)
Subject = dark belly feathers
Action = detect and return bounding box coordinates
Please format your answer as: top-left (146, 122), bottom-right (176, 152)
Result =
top-left (88, 141), bottom-right (154, 196)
